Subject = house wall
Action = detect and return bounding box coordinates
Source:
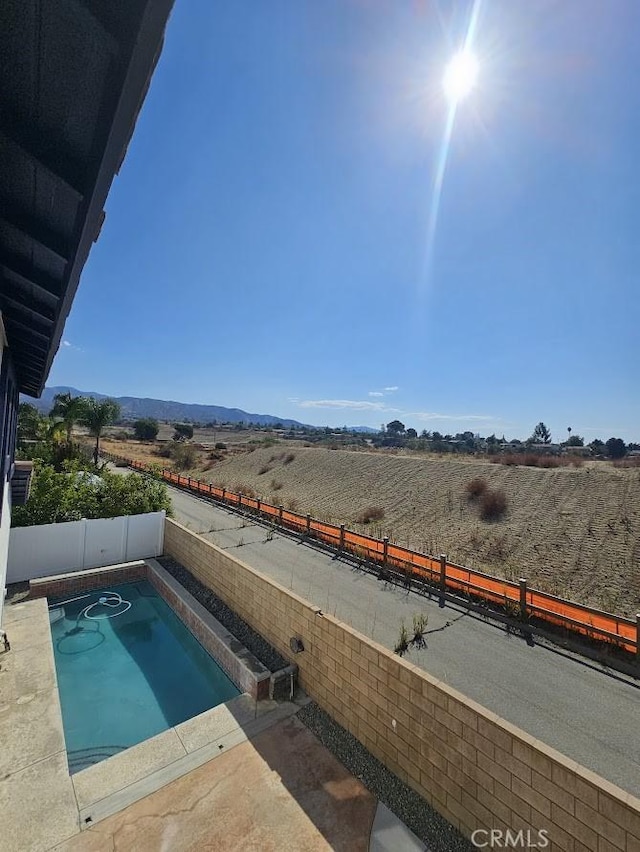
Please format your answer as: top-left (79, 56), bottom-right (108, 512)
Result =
top-left (0, 469), bottom-right (10, 629)
top-left (164, 518), bottom-right (640, 849)
top-left (0, 318), bottom-right (16, 630)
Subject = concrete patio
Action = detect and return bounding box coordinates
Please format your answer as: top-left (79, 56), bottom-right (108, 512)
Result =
top-left (0, 592), bottom-right (425, 852)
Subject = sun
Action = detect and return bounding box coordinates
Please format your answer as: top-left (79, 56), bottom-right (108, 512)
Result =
top-left (443, 50), bottom-right (479, 104)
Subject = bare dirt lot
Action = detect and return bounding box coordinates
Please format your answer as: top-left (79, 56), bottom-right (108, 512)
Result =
top-left (102, 437), bottom-right (640, 615)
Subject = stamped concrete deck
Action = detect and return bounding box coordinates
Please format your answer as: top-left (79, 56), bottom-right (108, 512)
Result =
top-left (1, 586), bottom-right (426, 852)
top-left (55, 715), bottom-right (379, 852)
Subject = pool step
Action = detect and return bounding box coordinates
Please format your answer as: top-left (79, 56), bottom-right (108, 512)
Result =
top-left (68, 746), bottom-right (127, 773)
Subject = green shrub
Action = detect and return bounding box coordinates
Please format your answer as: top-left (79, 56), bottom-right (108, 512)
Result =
top-left (11, 462), bottom-right (171, 528)
top-left (133, 418), bottom-right (159, 441)
top-left (17, 439), bottom-right (90, 472)
top-left (173, 423), bottom-right (193, 441)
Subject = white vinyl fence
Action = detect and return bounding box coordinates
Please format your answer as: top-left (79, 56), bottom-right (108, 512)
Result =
top-left (7, 511), bottom-right (165, 583)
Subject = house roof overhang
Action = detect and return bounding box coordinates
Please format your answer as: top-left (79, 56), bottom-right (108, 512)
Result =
top-left (0, 0), bottom-right (174, 397)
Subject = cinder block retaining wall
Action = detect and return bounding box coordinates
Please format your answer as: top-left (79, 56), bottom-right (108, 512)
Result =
top-left (165, 519), bottom-right (640, 848)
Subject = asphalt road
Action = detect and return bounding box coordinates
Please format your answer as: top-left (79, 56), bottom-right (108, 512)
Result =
top-left (108, 462), bottom-right (639, 797)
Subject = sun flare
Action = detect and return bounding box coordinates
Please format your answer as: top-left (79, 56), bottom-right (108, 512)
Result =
top-left (443, 50), bottom-right (479, 103)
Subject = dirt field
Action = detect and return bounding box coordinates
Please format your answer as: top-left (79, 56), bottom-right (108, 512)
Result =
top-left (102, 438), bottom-right (640, 615)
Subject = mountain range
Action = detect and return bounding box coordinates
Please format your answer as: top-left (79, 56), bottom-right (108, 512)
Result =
top-left (26, 387), bottom-right (310, 428)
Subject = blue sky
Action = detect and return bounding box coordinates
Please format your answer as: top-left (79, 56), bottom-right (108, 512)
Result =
top-left (50, 0), bottom-right (639, 442)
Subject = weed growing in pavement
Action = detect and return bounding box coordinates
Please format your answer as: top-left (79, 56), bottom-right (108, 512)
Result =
top-left (411, 614), bottom-right (429, 648)
top-left (394, 621), bottom-right (410, 656)
top-left (394, 614), bottom-right (429, 655)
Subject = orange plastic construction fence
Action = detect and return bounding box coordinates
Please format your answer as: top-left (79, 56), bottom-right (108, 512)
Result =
top-left (102, 452), bottom-right (637, 655)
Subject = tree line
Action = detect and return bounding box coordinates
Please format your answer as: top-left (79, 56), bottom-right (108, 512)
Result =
top-left (380, 420), bottom-right (635, 459)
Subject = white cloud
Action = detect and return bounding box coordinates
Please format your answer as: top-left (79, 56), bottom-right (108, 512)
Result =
top-left (298, 399), bottom-right (398, 412)
top-left (412, 412), bottom-right (496, 422)
top-left (579, 426), bottom-right (622, 434)
top-left (61, 339), bottom-right (83, 351)
top-left (368, 386), bottom-right (398, 397)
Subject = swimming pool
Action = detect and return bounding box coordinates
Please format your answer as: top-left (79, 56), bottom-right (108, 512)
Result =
top-left (49, 580), bottom-right (240, 773)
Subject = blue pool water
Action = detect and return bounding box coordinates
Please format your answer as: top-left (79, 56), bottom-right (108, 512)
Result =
top-left (49, 580), bottom-right (240, 773)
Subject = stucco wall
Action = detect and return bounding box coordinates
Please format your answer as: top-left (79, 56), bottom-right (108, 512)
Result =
top-left (0, 332), bottom-right (9, 629)
top-left (0, 485), bottom-right (11, 629)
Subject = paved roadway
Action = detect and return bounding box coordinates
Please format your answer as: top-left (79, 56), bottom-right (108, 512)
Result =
top-left (162, 484), bottom-right (640, 797)
top-left (108, 461), bottom-right (638, 796)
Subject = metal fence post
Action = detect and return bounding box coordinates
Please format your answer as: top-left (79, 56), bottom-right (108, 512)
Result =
top-left (339, 524), bottom-right (345, 551)
top-left (306, 514), bottom-right (311, 536)
top-left (256, 498), bottom-right (261, 516)
top-left (439, 554), bottom-right (447, 608)
top-left (383, 537), bottom-right (389, 564)
top-left (519, 578), bottom-right (528, 620)
top-left (279, 505), bottom-right (284, 525)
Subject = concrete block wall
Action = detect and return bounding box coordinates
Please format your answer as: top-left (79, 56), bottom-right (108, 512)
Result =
top-left (164, 519), bottom-right (640, 849)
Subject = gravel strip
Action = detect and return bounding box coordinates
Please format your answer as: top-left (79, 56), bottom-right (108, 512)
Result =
top-left (297, 702), bottom-right (473, 852)
top-left (157, 556), bottom-right (288, 672)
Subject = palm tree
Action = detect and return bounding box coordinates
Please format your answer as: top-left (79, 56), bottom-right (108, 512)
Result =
top-left (50, 392), bottom-right (87, 444)
top-left (81, 398), bottom-right (121, 465)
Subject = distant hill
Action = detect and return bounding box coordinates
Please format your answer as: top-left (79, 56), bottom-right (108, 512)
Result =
top-left (25, 386), bottom-right (308, 428)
